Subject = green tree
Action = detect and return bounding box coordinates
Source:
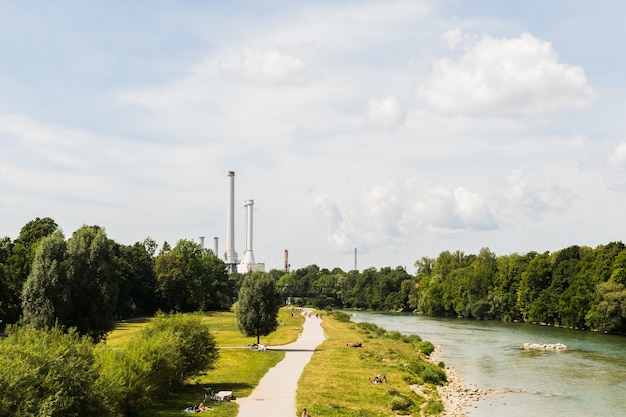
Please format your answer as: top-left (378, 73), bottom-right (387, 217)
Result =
top-left (517, 251), bottom-right (552, 322)
top-left (236, 272), bottom-right (281, 344)
top-left (155, 239), bottom-right (230, 312)
top-left (1, 218), bottom-right (58, 325)
top-left (114, 240), bottom-right (158, 319)
top-left (65, 225), bottom-right (118, 340)
top-left (22, 225), bottom-right (118, 341)
top-left (586, 280), bottom-right (626, 333)
top-left (21, 230), bottom-right (67, 330)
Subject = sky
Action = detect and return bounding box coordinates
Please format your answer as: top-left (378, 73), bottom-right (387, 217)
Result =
top-left (2, 0), bottom-right (626, 272)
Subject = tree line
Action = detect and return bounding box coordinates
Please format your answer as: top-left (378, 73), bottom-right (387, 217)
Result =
top-left (0, 217), bottom-right (238, 338)
top-left (3, 217), bottom-right (626, 337)
top-left (279, 244), bottom-right (626, 334)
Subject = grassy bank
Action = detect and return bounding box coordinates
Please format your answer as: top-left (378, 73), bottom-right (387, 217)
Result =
top-left (297, 312), bottom-right (445, 417)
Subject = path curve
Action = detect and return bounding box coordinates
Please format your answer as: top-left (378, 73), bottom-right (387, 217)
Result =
top-left (236, 311), bottom-right (325, 417)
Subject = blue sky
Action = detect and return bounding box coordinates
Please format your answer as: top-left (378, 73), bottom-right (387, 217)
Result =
top-left (2, 1), bottom-right (626, 271)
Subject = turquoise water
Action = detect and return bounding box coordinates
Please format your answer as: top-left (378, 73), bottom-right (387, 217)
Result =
top-left (349, 312), bottom-right (626, 417)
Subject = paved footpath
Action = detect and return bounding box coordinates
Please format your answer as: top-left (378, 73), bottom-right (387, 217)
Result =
top-left (236, 311), bottom-right (325, 417)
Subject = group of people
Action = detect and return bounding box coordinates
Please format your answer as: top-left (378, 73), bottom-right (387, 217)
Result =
top-left (368, 374), bottom-right (388, 384)
top-left (183, 403), bottom-right (213, 413)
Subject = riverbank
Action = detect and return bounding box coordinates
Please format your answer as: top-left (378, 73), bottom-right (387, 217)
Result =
top-left (428, 345), bottom-right (508, 417)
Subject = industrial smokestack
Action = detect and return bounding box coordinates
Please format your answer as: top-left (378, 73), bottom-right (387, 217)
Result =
top-left (199, 236), bottom-right (205, 249)
top-left (224, 171), bottom-right (238, 273)
top-left (213, 237), bottom-right (219, 256)
top-left (284, 249), bottom-right (290, 273)
top-left (240, 200), bottom-right (255, 266)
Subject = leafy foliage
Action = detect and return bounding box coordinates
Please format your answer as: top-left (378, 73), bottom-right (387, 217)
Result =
top-left (22, 225), bottom-right (118, 340)
top-left (154, 239), bottom-right (230, 313)
top-left (0, 325), bottom-right (107, 417)
top-left (236, 271), bottom-right (282, 344)
top-left (95, 313), bottom-right (218, 416)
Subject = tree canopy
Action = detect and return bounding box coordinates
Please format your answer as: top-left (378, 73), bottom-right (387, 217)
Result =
top-left (236, 271), bottom-right (282, 344)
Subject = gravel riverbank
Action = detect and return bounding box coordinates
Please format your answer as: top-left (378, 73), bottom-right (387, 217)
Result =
top-left (429, 345), bottom-right (492, 417)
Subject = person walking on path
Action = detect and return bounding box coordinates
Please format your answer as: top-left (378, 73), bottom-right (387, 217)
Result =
top-left (236, 309), bottom-right (325, 417)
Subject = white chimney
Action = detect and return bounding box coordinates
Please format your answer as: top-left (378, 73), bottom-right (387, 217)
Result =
top-left (224, 171), bottom-right (238, 272)
top-left (240, 199), bottom-right (255, 266)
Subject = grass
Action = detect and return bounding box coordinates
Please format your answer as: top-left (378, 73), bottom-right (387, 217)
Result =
top-left (297, 312), bottom-right (444, 417)
top-left (106, 308), bottom-right (304, 417)
top-left (107, 308), bottom-right (444, 417)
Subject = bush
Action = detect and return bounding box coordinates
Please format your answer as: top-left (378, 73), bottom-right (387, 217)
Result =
top-left (144, 313), bottom-right (219, 379)
top-left (390, 394), bottom-right (414, 411)
top-left (417, 341), bottom-right (435, 356)
top-left (403, 359), bottom-right (447, 386)
top-left (421, 363), bottom-right (447, 385)
top-left (95, 313), bottom-right (218, 416)
top-left (332, 311), bottom-right (352, 322)
top-left (357, 321), bottom-right (386, 335)
top-left (0, 325), bottom-right (109, 417)
top-left (423, 399), bottom-right (444, 415)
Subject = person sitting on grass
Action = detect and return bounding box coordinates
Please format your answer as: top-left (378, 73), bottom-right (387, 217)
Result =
top-left (302, 407), bottom-right (311, 417)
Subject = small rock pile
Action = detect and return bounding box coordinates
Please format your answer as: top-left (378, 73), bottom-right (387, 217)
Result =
top-left (522, 342), bottom-right (567, 350)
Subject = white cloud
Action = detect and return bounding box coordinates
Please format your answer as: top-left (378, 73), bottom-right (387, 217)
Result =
top-left (609, 142), bottom-right (626, 168)
top-left (218, 48), bottom-right (319, 86)
top-left (411, 184), bottom-right (498, 234)
top-left (502, 169), bottom-right (576, 216)
top-left (417, 32), bottom-right (596, 117)
top-left (442, 29), bottom-right (468, 50)
top-left (314, 179), bottom-right (498, 255)
top-left (365, 95), bottom-right (406, 129)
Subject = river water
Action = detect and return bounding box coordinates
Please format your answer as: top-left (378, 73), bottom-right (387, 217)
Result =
top-left (349, 312), bottom-right (626, 417)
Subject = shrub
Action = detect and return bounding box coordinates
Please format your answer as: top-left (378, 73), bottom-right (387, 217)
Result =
top-left (417, 341), bottom-right (435, 356)
top-left (332, 311), bottom-right (352, 323)
top-left (357, 321), bottom-right (386, 335)
top-left (390, 394), bottom-right (414, 411)
top-left (403, 359), bottom-right (447, 386)
top-left (95, 313), bottom-right (218, 416)
top-left (421, 363), bottom-right (447, 385)
top-left (423, 399), bottom-right (444, 415)
top-left (143, 313), bottom-right (219, 379)
top-left (0, 325), bottom-right (108, 417)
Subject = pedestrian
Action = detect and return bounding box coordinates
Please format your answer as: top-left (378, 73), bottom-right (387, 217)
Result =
top-left (301, 407), bottom-right (310, 417)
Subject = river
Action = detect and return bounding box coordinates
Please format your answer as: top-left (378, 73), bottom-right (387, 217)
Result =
top-left (349, 312), bottom-right (626, 417)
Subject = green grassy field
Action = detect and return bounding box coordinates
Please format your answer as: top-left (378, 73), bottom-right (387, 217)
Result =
top-left (107, 308), bottom-right (303, 417)
top-left (297, 315), bottom-right (444, 417)
top-left (108, 309), bottom-right (444, 417)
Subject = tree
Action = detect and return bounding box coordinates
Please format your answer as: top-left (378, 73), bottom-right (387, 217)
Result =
top-left (236, 272), bottom-right (281, 344)
top-left (114, 240), bottom-right (158, 319)
top-left (1, 218), bottom-right (58, 326)
top-left (22, 225), bottom-right (118, 341)
top-left (21, 230), bottom-right (67, 330)
top-left (154, 239), bottom-right (230, 313)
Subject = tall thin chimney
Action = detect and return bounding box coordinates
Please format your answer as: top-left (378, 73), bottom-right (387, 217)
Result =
top-left (240, 200), bottom-right (255, 266)
top-left (213, 237), bottom-right (219, 256)
top-left (224, 171), bottom-right (238, 272)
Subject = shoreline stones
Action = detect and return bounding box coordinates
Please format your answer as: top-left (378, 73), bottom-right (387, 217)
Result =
top-left (427, 345), bottom-right (511, 417)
